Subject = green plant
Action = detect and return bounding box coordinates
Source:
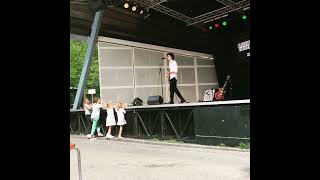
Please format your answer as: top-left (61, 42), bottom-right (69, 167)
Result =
top-left (164, 139), bottom-right (182, 144)
top-left (151, 138), bottom-right (182, 144)
top-left (152, 138), bottom-right (160, 142)
top-left (70, 40), bottom-right (100, 95)
top-left (239, 142), bottom-right (250, 149)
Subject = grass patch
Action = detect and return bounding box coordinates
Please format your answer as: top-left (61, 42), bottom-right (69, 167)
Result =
top-left (238, 142), bottom-right (250, 149)
top-left (151, 137), bottom-right (183, 144)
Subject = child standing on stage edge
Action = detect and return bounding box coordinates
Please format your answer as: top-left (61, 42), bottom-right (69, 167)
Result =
top-left (105, 103), bottom-right (116, 138)
top-left (115, 103), bottom-right (127, 139)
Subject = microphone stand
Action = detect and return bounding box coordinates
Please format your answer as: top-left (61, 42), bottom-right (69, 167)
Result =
top-left (159, 62), bottom-right (164, 99)
top-left (229, 77), bottom-right (233, 100)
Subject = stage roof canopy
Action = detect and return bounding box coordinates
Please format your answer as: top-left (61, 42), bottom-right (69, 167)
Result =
top-left (70, 0), bottom-right (250, 53)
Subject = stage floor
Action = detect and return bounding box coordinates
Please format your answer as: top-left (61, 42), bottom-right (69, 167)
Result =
top-left (127, 99), bottom-right (250, 109)
top-left (70, 99), bottom-right (250, 112)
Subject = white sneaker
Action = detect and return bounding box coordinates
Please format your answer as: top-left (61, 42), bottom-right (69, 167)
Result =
top-left (98, 133), bottom-right (104, 137)
top-left (89, 137), bottom-right (97, 141)
top-left (87, 134), bottom-right (93, 138)
top-left (106, 134), bottom-right (114, 138)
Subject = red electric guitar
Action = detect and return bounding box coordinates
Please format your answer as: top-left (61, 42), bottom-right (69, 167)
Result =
top-left (214, 75), bottom-right (231, 101)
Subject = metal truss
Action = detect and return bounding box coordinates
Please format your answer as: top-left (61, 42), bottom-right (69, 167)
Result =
top-left (133, 0), bottom-right (205, 29)
top-left (129, 108), bottom-right (194, 139)
top-left (188, 0), bottom-right (250, 26)
top-left (132, 0), bottom-right (249, 29)
top-left (144, 0), bottom-right (168, 9)
top-left (70, 0), bottom-right (249, 29)
top-left (216, 0), bottom-right (244, 14)
top-left (133, 0), bottom-right (193, 24)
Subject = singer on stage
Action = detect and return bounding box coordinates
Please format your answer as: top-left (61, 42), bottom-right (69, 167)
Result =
top-left (166, 52), bottom-right (186, 104)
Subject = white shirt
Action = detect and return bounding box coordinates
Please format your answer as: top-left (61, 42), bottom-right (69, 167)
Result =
top-left (84, 104), bottom-right (91, 115)
top-left (91, 103), bottom-right (103, 119)
top-left (169, 60), bottom-right (178, 80)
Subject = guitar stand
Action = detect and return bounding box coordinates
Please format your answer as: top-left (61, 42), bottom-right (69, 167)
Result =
top-left (229, 79), bottom-right (233, 100)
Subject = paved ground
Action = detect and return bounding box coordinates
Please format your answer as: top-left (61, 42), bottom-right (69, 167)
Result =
top-left (70, 136), bottom-right (250, 180)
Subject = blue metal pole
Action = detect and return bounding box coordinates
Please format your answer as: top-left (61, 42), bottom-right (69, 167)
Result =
top-left (72, 10), bottom-right (104, 110)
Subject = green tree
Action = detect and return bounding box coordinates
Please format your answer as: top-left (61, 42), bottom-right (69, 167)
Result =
top-left (70, 40), bottom-right (100, 97)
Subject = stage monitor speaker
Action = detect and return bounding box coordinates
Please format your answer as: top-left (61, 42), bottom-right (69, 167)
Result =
top-left (133, 97), bottom-right (143, 106)
top-left (87, 0), bottom-right (106, 12)
top-left (147, 96), bottom-right (163, 105)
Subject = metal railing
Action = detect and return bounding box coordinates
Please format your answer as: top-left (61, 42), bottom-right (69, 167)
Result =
top-left (70, 143), bottom-right (82, 180)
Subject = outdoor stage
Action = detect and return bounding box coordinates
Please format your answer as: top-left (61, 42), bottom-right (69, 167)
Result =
top-left (70, 99), bottom-right (250, 146)
top-left (70, 0), bottom-right (250, 147)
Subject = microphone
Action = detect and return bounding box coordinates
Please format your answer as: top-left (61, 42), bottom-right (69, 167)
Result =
top-left (161, 57), bottom-right (166, 60)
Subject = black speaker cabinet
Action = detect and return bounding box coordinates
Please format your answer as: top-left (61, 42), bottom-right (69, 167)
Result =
top-left (147, 96), bottom-right (163, 105)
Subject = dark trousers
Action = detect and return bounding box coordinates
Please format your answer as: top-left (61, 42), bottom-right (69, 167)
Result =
top-left (170, 77), bottom-right (185, 103)
top-left (85, 115), bottom-right (91, 122)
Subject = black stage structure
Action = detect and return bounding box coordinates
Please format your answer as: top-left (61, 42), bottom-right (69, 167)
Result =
top-left (70, 0), bottom-right (250, 146)
top-left (71, 100), bottom-right (249, 146)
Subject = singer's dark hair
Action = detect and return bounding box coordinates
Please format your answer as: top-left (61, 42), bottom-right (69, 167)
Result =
top-left (167, 52), bottom-right (175, 60)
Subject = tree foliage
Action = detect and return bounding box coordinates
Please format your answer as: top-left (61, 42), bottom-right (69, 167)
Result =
top-left (70, 40), bottom-right (100, 96)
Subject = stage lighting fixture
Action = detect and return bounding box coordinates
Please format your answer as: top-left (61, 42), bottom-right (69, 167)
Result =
top-left (209, 25), bottom-right (213, 30)
top-left (140, 9), bottom-right (144, 14)
top-left (222, 21), bottom-right (227, 26)
top-left (124, 3), bottom-right (129, 8)
top-left (132, 5), bottom-right (137, 11)
top-left (144, 8), bottom-right (150, 19)
top-left (214, 24), bottom-right (219, 28)
top-left (242, 15), bottom-right (247, 20)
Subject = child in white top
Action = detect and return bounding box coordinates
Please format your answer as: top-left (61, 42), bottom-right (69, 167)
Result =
top-left (87, 97), bottom-right (105, 140)
top-left (115, 103), bottom-right (127, 139)
top-left (105, 103), bottom-right (116, 138)
top-left (83, 98), bottom-right (92, 122)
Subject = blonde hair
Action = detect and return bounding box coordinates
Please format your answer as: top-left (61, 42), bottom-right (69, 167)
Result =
top-left (93, 96), bottom-right (99, 103)
top-left (84, 98), bottom-right (90, 104)
top-left (119, 102), bottom-right (128, 109)
top-left (105, 102), bottom-right (118, 109)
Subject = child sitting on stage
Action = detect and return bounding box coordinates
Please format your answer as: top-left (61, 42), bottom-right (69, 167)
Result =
top-left (115, 102), bottom-right (128, 139)
top-left (105, 103), bottom-right (116, 139)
